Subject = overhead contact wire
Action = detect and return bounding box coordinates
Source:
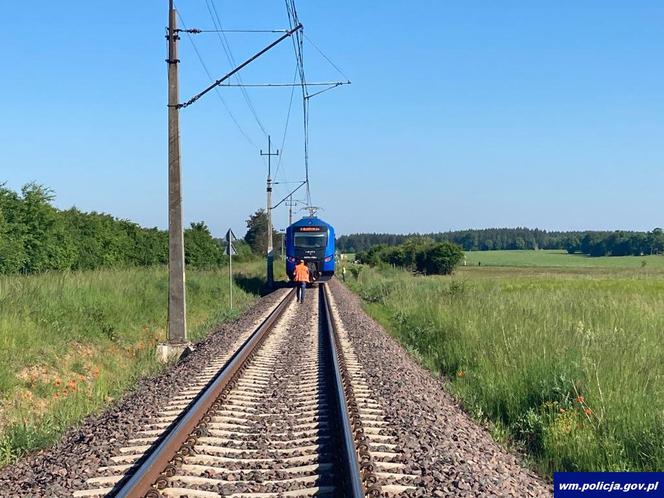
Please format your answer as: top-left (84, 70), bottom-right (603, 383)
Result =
top-left (206, 0), bottom-right (268, 138)
top-left (274, 66), bottom-right (299, 182)
top-left (177, 11), bottom-right (262, 153)
top-left (285, 0), bottom-right (312, 208)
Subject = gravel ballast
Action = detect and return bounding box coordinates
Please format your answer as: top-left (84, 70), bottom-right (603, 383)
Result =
top-left (327, 279), bottom-right (551, 497)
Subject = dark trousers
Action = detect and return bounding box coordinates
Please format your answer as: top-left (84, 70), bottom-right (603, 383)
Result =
top-left (296, 282), bottom-right (306, 302)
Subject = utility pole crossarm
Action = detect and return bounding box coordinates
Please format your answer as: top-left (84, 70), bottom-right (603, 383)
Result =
top-left (178, 23), bottom-right (303, 109)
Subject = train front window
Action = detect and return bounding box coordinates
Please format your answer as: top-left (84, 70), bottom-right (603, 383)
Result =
top-left (294, 232), bottom-right (327, 248)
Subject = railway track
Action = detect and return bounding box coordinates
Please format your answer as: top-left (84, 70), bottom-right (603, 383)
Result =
top-left (74, 284), bottom-right (415, 498)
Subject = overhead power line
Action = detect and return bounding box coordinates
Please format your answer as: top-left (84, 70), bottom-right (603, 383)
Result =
top-left (284, 0), bottom-right (311, 207)
top-left (176, 11), bottom-right (261, 152)
top-left (179, 28), bottom-right (289, 34)
top-left (217, 81), bottom-right (350, 88)
top-left (274, 66), bottom-right (299, 182)
top-left (303, 33), bottom-right (350, 81)
top-left (205, 0), bottom-right (268, 136)
top-left (177, 24), bottom-right (303, 109)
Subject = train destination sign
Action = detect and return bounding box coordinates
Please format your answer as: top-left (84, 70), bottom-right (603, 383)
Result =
top-left (296, 226), bottom-right (323, 232)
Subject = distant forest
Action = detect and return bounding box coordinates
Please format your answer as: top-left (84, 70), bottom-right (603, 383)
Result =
top-left (337, 228), bottom-right (664, 257)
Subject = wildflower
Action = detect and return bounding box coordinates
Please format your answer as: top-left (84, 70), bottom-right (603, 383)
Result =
top-left (584, 408), bottom-right (592, 416)
top-left (67, 379), bottom-right (78, 391)
top-left (576, 396), bottom-right (584, 404)
top-left (79, 375), bottom-right (86, 382)
top-left (457, 370), bottom-right (465, 378)
top-left (53, 378), bottom-right (62, 387)
top-left (53, 393), bottom-right (60, 399)
top-left (559, 408), bottom-right (566, 414)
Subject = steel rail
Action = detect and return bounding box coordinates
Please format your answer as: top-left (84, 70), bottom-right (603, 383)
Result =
top-left (320, 284), bottom-right (365, 497)
top-left (112, 289), bottom-right (295, 498)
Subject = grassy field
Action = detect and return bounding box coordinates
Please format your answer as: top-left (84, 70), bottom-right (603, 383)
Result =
top-left (346, 257), bottom-right (664, 475)
top-left (0, 261), bottom-right (271, 465)
top-left (464, 249), bottom-right (664, 269)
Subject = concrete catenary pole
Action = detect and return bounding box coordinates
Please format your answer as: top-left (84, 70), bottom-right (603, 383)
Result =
top-left (288, 194), bottom-right (293, 225)
top-left (167, 0), bottom-right (186, 343)
top-left (261, 135), bottom-right (279, 288)
top-left (281, 230), bottom-right (285, 259)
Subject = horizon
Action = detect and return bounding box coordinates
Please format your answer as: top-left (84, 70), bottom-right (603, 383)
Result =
top-left (2, 181), bottom-right (660, 238)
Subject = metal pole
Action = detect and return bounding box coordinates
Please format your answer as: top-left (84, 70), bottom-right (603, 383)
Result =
top-left (261, 135), bottom-right (279, 288)
top-left (288, 194), bottom-right (293, 225)
top-left (267, 162), bottom-right (273, 287)
top-left (167, 0), bottom-right (186, 343)
top-left (229, 249), bottom-right (233, 309)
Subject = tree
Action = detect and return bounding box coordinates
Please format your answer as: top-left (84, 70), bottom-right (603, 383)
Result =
top-left (0, 185), bottom-right (27, 273)
top-left (244, 209), bottom-right (280, 255)
top-left (415, 242), bottom-right (464, 275)
top-left (648, 228), bottom-right (664, 255)
top-left (0, 183), bottom-right (223, 275)
top-left (20, 183), bottom-right (75, 272)
top-left (185, 222), bottom-right (223, 268)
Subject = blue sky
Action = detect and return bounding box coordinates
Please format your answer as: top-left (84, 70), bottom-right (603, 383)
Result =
top-left (2, 1), bottom-right (663, 236)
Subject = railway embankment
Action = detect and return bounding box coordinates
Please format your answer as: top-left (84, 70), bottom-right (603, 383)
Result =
top-left (344, 264), bottom-right (664, 476)
top-left (0, 264), bottom-right (266, 469)
top-left (0, 288), bottom-right (288, 497)
top-left (328, 279), bottom-right (550, 496)
top-left (0, 279), bottom-right (555, 497)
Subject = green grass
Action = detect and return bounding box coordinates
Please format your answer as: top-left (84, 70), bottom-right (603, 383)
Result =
top-left (346, 261), bottom-right (664, 475)
top-left (0, 261), bottom-right (272, 465)
top-left (464, 249), bottom-right (664, 269)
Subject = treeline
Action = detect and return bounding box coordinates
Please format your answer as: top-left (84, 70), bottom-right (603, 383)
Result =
top-left (339, 228), bottom-right (664, 257)
top-left (567, 230), bottom-right (664, 257)
top-left (339, 229), bottom-right (593, 252)
top-left (0, 183), bottom-right (254, 275)
top-left (357, 238), bottom-right (464, 275)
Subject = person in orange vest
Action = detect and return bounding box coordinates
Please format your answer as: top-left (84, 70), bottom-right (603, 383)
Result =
top-left (293, 259), bottom-right (310, 303)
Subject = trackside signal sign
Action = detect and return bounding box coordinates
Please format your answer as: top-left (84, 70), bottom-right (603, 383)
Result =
top-left (225, 229), bottom-right (237, 256)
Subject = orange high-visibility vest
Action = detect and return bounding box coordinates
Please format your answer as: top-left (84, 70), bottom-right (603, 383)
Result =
top-left (293, 264), bottom-right (310, 282)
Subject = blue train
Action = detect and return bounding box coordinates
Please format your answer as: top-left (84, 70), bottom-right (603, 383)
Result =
top-left (285, 216), bottom-right (335, 281)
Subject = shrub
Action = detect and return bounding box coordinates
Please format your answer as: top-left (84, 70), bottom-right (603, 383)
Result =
top-left (358, 237), bottom-right (464, 276)
top-left (415, 241), bottom-right (464, 275)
